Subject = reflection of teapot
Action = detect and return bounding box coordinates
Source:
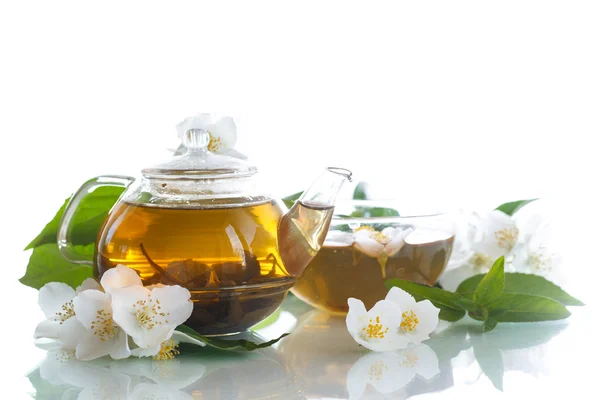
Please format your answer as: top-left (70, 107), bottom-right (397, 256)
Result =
top-left (56, 128), bottom-right (351, 335)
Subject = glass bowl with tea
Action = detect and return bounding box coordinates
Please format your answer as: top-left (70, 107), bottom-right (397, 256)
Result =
top-left (56, 118), bottom-right (351, 335)
top-left (291, 201), bottom-right (456, 314)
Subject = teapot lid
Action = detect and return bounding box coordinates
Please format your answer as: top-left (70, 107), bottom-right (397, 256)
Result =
top-left (142, 120), bottom-right (257, 180)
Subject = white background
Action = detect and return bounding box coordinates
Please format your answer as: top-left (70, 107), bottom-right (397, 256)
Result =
top-left (1, 1), bottom-right (599, 398)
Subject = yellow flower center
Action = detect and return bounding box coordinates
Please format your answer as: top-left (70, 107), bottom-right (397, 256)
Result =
top-left (207, 132), bottom-right (222, 152)
top-left (399, 310), bottom-right (419, 332)
top-left (362, 316), bottom-right (389, 340)
top-left (133, 298), bottom-right (170, 330)
top-left (495, 227), bottom-right (519, 249)
top-left (153, 339), bottom-right (180, 361)
top-left (529, 248), bottom-right (552, 274)
top-left (91, 309), bottom-right (117, 341)
top-left (470, 252), bottom-right (492, 269)
top-left (56, 301), bottom-right (75, 323)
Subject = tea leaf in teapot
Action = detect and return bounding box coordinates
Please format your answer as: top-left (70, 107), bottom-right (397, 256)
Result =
top-left (495, 198), bottom-right (538, 216)
top-left (19, 243), bottom-right (94, 289)
top-left (175, 325), bottom-right (289, 351)
top-left (25, 186), bottom-right (125, 250)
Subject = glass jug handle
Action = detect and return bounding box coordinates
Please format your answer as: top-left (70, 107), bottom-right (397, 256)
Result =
top-left (57, 175), bottom-right (135, 266)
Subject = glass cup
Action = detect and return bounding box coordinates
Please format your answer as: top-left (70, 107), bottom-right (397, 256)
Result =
top-left (291, 201), bottom-right (457, 314)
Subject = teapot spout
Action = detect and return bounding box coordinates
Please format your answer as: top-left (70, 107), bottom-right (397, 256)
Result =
top-left (278, 167), bottom-right (352, 277)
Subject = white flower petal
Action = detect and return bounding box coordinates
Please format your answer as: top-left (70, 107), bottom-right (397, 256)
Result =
top-left (75, 330), bottom-right (114, 361)
top-left (411, 344), bottom-right (440, 380)
top-left (39, 282), bottom-right (76, 319)
top-left (109, 329), bottom-right (131, 360)
top-left (150, 285), bottom-right (194, 327)
top-left (438, 264), bottom-right (478, 292)
top-left (73, 289), bottom-right (111, 330)
top-left (347, 299), bottom-right (407, 352)
top-left (346, 297), bottom-right (368, 334)
top-left (111, 285), bottom-right (151, 339)
top-left (384, 228), bottom-right (413, 256)
top-left (385, 287), bottom-right (417, 309)
top-left (209, 116), bottom-right (237, 149)
top-left (176, 113), bottom-right (215, 142)
top-left (403, 300), bottom-right (440, 344)
top-left (100, 264), bottom-right (143, 295)
top-left (324, 231), bottom-right (354, 247)
top-left (381, 227), bottom-right (398, 240)
top-left (75, 278), bottom-right (101, 294)
top-left (34, 319), bottom-right (61, 339)
top-left (353, 236), bottom-right (384, 258)
top-left (131, 344), bottom-right (161, 358)
top-left (473, 210), bottom-right (519, 259)
top-left (58, 317), bottom-right (86, 350)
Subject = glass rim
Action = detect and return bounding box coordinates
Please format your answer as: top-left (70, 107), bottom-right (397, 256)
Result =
top-left (331, 199), bottom-right (454, 223)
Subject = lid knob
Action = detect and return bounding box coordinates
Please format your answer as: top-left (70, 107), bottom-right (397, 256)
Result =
top-left (183, 129), bottom-right (210, 152)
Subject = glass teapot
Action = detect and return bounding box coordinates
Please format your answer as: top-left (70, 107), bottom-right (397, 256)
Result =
top-left (57, 127), bottom-right (351, 335)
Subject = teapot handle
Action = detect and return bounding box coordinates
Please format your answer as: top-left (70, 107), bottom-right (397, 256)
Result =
top-left (57, 175), bottom-right (135, 266)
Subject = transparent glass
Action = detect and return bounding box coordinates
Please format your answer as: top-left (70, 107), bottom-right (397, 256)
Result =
top-left (57, 130), bottom-right (351, 335)
top-left (291, 201), bottom-right (457, 314)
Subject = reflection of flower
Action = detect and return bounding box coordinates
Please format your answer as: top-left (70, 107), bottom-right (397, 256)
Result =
top-left (346, 344), bottom-right (440, 400)
top-left (346, 288), bottom-right (439, 352)
top-left (175, 113), bottom-right (246, 159)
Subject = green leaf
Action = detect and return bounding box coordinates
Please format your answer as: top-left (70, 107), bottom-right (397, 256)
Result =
top-left (176, 325), bottom-right (289, 351)
top-left (19, 243), bottom-right (94, 289)
top-left (438, 307), bottom-right (467, 322)
top-left (483, 318), bottom-right (498, 332)
top-left (454, 297), bottom-right (478, 312)
top-left (25, 198), bottom-right (69, 250)
top-left (457, 272), bottom-right (583, 306)
top-left (385, 278), bottom-right (465, 315)
top-left (488, 293), bottom-right (571, 322)
top-left (473, 256), bottom-right (505, 306)
top-left (353, 181), bottom-right (369, 200)
top-left (282, 191), bottom-right (303, 209)
top-left (25, 186), bottom-right (125, 249)
top-left (495, 198), bottom-right (538, 216)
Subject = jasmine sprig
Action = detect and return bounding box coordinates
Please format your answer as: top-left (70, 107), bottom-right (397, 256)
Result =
top-left (385, 256), bottom-right (583, 332)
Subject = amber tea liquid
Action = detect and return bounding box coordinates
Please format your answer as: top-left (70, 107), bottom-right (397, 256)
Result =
top-left (96, 199), bottom-right (333, 334)
top-left (291, 231), bottom-right (454, 314)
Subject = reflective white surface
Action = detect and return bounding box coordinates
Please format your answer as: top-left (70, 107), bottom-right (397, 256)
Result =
top-left (17, 294), bottom-right (596, 399)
